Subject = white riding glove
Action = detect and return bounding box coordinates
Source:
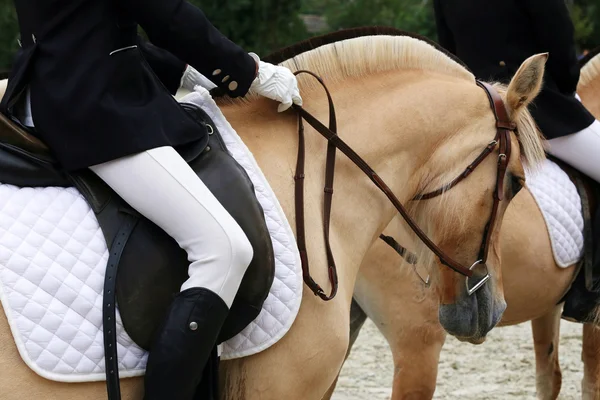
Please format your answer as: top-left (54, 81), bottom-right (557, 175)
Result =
top-left (180, 65), bottom-right (217, 91)
top-left (249, 53), bottom-right (303, 112)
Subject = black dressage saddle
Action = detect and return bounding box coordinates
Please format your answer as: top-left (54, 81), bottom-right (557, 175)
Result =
top-left (0, 105), bottom-right (275, 349)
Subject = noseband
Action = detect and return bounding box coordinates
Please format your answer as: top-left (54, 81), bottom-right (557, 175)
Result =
top-left (292, 74), bottom-right (515, 299)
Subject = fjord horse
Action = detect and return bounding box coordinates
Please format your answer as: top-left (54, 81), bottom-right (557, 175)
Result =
top-left (0, 31), bottom-right (546, 399)
top-left (334, 47), bottom-right (600, 400)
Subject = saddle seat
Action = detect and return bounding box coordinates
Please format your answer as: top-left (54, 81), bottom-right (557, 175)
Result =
top-left (0, 105), bottom-right (275, 348)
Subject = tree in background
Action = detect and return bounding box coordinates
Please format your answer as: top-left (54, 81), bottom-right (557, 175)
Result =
top-left (317, 0), bottom-right (436, 39)
top-left (0, 0), bottom-right (18, 73)
top-left (0, 0), bottom-right (598, 72)
top-left (0, 0), bottom-right (307, 72)
top-left (313, 0), bottom-right (598, 53)
top-left (567, 0), bottom-right (599, 52)
top-left (187, 0), bottom-right (307, 55)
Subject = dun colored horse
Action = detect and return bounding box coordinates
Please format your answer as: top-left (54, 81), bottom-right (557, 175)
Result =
top-left (0, 32), bottom-right (546, 399)
top-left (332, 47), bottom-right (600, 400)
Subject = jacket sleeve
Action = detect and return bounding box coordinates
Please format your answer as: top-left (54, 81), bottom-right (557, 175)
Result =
top-left (137, 37), bottom-right (186, 95)
top-left (121, 0), bottom-right (257, 97)
top-left (433, 0), bottom-right (456, 54)
top-left (522, 0), bottom-right (580, 94)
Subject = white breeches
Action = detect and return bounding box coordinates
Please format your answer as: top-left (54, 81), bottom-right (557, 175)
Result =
top-left (546, 119), bottom-right (600, 183)
top-left (90, 146), bottom-right (253, 308)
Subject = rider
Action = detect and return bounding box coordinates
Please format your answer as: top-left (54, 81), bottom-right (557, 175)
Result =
top-left (0, 0), bottom-right (302, 399)
top-left (433, 0), bottom-right (600, 324)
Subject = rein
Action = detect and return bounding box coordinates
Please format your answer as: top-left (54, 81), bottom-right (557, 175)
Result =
top-left (292, 72), bottom-right (515, 300)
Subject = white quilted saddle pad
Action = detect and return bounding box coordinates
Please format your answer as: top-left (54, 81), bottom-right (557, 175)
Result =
top-left (0, 86), bottom-right (302, 382)
top-left (526, 159), bottom-right (584, 268)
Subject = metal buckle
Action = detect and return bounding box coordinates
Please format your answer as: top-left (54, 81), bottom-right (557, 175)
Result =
top-left (412, 263), bottom-right (431, 287)
top-left (465, 260), bottom-right (490, 296)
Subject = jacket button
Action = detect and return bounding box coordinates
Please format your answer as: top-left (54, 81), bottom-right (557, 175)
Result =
top-left (189, 322), bottom-right (198, 331)
top-left (228, 81), bottom-right (239, 91)
top-left (221, 75), bottom-right (230, 83)
top-left (212, 69), bottom-right (222, 76)
top-left (499, 61), bottom-right (506, 67)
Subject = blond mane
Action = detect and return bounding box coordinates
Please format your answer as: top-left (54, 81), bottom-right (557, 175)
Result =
top-left (278, 35), bottom-right (475, 90)
top-left (220, 35), bottom-right (544, 168)
top-left (580, 51), bottom-right (600, 89)
top-left (217, 35), bottom-right (475, 105)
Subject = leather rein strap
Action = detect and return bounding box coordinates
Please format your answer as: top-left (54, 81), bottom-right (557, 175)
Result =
top-left (294, 71), bottom-right (339, 300)
top-left (293, 74), bottom-right (515, 299)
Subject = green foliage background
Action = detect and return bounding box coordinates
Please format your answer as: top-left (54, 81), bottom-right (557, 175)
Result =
top-left (0, 0), bottom-right (598, 73)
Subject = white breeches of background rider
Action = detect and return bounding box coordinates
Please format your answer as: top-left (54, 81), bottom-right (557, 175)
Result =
top-left (90, 146), bottom-right (253, 308)
top-left (546, 119), bottom-right (600, 183)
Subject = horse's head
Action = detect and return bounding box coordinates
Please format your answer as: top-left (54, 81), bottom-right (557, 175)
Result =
top-left (401, 54), bottom-right (547, 342)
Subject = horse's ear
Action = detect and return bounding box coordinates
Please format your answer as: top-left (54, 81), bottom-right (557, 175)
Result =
top-left (506, 53), bottom-right (548, 119)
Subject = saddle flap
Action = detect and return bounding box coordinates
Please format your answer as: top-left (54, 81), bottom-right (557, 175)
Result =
top-left (0, 111), bottom-right (50, 156)
top-left (110, 107), bottom-right (275, 349)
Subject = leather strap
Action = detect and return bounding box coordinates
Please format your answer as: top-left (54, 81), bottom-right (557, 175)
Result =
top-left (103, 213), bottom-right (138, 400)
top-left (475, 81), bottom-right (512, 263)
top-left (294, 103), bottom-right (475, 277)
top-left (413, 139), bottom-right (500, 200)
top-left (292, 78), bottom-right (516, 282)
top-left (294, 70), bottom-right (339, 300)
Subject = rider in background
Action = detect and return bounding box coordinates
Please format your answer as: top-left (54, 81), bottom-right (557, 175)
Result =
top-left (433, 0), bottom-right (600, 325)
top-left (0, 0), bottom-right (301, 398)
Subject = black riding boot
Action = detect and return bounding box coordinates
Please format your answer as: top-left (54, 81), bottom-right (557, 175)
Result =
top-left (562, 206), bottom-right (600, 325)
top-left (143, 287), bottom-right (228, 400)
top-left (562, 267), bottom-right (600, 324)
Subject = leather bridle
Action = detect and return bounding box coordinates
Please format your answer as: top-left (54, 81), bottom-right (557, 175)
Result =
top-left (293, 73), bottom-right (516, 300)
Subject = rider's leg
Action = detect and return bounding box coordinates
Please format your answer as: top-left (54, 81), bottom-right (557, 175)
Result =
top-left (89, 145), bottom-right (253, 400)
top-left (546, 119), bottom-right (600, 325)
top-left (546, 119), bottom-right (600, 182)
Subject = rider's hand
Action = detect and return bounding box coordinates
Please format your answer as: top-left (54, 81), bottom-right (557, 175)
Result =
top-left (249, 53), bottom-right (303, 112)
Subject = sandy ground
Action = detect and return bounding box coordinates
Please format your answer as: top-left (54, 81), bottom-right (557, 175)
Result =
top-left (332, 319), bottom-right (584, 399)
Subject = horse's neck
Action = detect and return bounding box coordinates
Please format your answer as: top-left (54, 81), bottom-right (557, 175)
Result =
top-left (579, 76), bottom-right (600, 119)
top-left (220, 91), bottom-right (426, 285)
top-left (0, 79), bottom-right (7, 100)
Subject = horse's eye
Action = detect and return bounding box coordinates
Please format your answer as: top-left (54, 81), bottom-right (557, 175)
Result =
top-left (510, 175), bottom-right (524, 197)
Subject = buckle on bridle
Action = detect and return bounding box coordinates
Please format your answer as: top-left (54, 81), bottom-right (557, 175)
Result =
top-left (412, 263), bottom-right (431, 287)
top-left (465, 260), bottom-right (490, 296)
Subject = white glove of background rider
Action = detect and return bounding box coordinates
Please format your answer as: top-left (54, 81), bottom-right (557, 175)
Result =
top-left (248, 53), bottom-right (303, 112)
